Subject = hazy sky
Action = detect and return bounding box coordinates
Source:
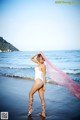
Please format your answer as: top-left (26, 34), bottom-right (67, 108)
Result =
top-left (0, 0), bottom-right (80, 51)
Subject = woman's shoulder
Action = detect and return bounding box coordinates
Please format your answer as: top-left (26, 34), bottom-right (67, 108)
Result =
top-left (41, 63), bottom-right (46, 68)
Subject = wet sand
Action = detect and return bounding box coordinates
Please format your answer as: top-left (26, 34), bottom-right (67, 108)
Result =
top-left (0, 76), bottom-right (80, 120)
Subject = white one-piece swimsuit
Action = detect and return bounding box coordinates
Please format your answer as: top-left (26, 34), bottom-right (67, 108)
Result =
top-left (35, 67), bottom-right (44, 81)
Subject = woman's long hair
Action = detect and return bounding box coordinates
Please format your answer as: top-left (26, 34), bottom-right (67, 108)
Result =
top-left (40, 51), bottom-right (80, 99)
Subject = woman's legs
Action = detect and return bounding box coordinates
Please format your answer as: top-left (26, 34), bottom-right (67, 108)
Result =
top-left (38, 86), bottom-right (46, 117)
top-left (28, 79), bottom-right (43, 115)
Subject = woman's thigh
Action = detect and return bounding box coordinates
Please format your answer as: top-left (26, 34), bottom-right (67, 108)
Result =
top-left (38, 86), bottom-right (44, 100)
top-left (29, 79), bottom-right (43, 95)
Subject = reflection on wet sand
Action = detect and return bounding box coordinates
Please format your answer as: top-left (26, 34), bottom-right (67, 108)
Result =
top-left (27, 115), bottom-right (46, 120)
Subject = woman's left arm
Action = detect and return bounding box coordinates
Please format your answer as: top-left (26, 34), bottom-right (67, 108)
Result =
top-left (42, 64), bottom-right (46, 91)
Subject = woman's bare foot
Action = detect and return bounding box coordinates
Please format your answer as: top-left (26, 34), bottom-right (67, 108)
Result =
top-left (27, 109), bottom-right (33, 116)
top-left (39, 112), bottom-right (46, 117)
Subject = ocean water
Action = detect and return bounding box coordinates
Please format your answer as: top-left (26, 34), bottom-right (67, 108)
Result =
top-left (0, 50), bottom-right (80, 82)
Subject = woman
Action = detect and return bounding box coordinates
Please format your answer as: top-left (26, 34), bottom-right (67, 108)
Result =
top-left (28, 52), bottom-right (46, 117)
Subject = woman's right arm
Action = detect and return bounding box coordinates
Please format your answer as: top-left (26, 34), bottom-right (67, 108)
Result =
top-left (30, 53), bottom-right (39, 64)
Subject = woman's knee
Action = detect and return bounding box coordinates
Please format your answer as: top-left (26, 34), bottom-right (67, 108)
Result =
top-left (29, 91), bottom-right (33, 97)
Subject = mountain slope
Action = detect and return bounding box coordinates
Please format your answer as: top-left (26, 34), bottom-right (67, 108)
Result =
top-left (0, 37), bottom-right (19, 52)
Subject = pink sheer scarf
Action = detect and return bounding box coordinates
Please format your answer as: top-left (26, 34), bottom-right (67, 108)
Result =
top-left (40, 51), bottom-right (80, 99)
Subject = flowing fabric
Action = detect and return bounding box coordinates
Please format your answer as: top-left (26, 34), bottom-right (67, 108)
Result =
top-left (40, 51), bottom-right (80, 99)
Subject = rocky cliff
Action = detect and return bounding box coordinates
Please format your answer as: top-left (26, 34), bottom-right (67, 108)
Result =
top-left (0, 37), bottom-right (19, 52)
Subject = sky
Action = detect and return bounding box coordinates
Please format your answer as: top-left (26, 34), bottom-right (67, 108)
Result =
top-left (0, 0), bottom-right (80, 51)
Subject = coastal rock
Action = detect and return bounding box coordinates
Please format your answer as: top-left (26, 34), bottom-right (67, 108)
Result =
top-left (0, 37), bottom-right (19, 52)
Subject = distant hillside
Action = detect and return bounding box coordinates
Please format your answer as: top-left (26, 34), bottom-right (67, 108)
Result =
top-left (0, 37), bottom-right (19, 52)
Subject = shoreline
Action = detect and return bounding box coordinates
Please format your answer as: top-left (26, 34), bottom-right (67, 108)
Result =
top-left (0, 75), bottom-right (80, 120)
top-left (0, 74), bottom-right (59, 84)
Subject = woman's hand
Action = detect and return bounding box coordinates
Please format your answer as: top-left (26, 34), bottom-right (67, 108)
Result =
top-left (43, 86), bottom-right (46, 92)
top-left (38, 51), bottom-right (41, 54)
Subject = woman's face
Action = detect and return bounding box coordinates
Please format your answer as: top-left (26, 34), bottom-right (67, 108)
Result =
top-left (38, 56), bottom-right (44, 64)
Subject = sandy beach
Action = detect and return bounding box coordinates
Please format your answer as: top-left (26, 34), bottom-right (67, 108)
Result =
top-left (0, 75), bottom-right (80, 120)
